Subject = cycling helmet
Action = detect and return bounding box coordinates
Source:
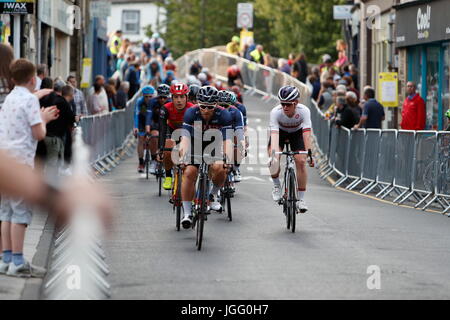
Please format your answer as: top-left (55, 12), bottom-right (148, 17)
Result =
top-left (188, 85), bottom-right (201, 100)
top-left (228, 92), bottom-right (237, 105)
top-left (197, 86), bottom-right (219, 105)
top-left (278, 86), bottom-right (300, 102)
top-left (142, 86), bottom-right (156, 96)
top-left (170, 83), bottom-right (189, 96)
top-left (446, 109), bottom-right (450, 119)
top-left (218, 90), bottom-right (232, 105)
top-left (157, 84), bottom-right (171, 97)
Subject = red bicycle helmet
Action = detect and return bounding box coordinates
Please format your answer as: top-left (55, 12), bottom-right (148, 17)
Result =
top-left (170, 83), bottom-right (189, 96)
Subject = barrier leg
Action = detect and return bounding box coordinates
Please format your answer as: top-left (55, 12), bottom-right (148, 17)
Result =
top-left (422, 195), bottom-right (438, 210)
top-left (379, 185), bottom-right (395, 199)
top-left (361, 181), bottom-right (377, 194)
top-left (397, 190), bottom-right (415, 205)
top-left (393, 189), bottom-right (409, 203)
top-left (376, 184), bottom-right (391, 198)
top-left (334, 176), bottom-right (349, 188)
top-left (347, 179), bottom-right (363, 191)
top-left (414, 193), bottom-right (432, 208)
top-left (321, 168), bottom-right (335, 179)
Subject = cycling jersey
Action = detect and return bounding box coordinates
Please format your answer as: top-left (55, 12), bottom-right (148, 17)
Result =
top-left (269, 104), bottom-right (312, 134)
top-left (159, 102), bottom-right (194, 149)
top-left (134, 97), bottom-right (152, 133)
top-left (225, 106), bottom-right (244, 141)
top-left (145, 97), bottom-right (172, 128)
top-left (234, 102), bottom-right (248, 126)
top-left (182, 106), bottom-right (233, 141)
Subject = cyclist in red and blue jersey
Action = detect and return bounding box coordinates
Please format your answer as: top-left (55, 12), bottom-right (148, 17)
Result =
top-left (158, 83), bottom-right (194, 190)
top-left (144, 84), bottom-right (171, 174)
top-left (178, 86), bottom-right (234, 229)
top-left (133, 86), bottom-right (155, 173)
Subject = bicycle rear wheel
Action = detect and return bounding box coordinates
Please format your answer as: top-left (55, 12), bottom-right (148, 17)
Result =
top-left (227, 195), bottom-right (232, 222)
top-left (145, 151), bottom-right (150, 180)
top-left (288, 169), bottom-right (297, 233)
top-left (175, 170), bottom-right (182, 232)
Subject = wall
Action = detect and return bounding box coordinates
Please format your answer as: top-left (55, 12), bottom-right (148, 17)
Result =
top-left (107, 2), bottom-right (166, 43)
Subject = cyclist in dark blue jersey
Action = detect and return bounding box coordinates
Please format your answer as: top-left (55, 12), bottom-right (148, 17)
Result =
top-left (144, 84), bottom-right (171, 173)
top-left (133, 86), bottom-right (155, 173)
top-left (178, 86), bottom-right (234, 229)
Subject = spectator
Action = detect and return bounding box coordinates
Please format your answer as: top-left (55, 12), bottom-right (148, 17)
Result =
top-left (125, 62), bottom-right (141, 100)
top-left (89, 75), bottom-right (109, 113)
top-left (67, 75), bottom-right (88, 121)
top-left (109, 30), bottom-right (123, 73)
top-left (308, 71), bottom-right (321, 101)
top-left (146, 59), bottom-right (162, 87)
top-left (342, 76), bottom-right (360, 100)
top-left (227, 65), bottom-right (244, 88)
top-left (0, 59), bottom-right (59, 278)
top-left (190, 60), bottom-right (203, 77)
top-left (350, 65), bottom-right (359, 92)
top-left (264, 53), bottom-right (275, 69)
top-left (354, 87), bottom-right (385, 129)
top-left (35, 64), bottom-right (48, 91)
top-left (0, 44), bottom-right (14, 110)
top-left (278, 59), bottom-right (291, 75)
top-left (39, 81), bottom-right (76, 169)
top-left (164, 57), bottom-right (176, 73)
top-left (320, 59), bottom-right (336, 82)
top-left (324, 90), bottom-right (339, 120)
top-left (335, 95), bottom-right (358, 129)
top-left (198, 72), bottom-right (210, 86)
top-left (250, 45), bottom-right (266, 64)
top-left (226, 36), bottom-right (241, 56)
top-left (243, 37), bottom-right (256, 61)
top-left (317, 81), bottom-right (334, 111)
top-left (116, 53), bottom-right (126, 73)
top-left (446, 110), bottom-right (450, 131)
top-left (292, 53), bottom-right (308, 84)
top-left (288, 53), bottom-right (295, 66)
top-left (105, 84), bottom-right (117, 112)
top-left (88, 83), bottom-right (108, 115)
top-left (149, 33), bottom-right (165, 58)
top-left (346, 91), bottom-right (361, 123)
top-left (116, 81), bottom-right (129, 110)
top-left (202, 68), bottom-right (213, 83)
top-left (159, 47), bottom-right (171, 61)
top-left (319, 54), bottom-right (332, 72)
top-left (335, 40), bottom-right (348, 70)
top-left (401, 81), bottom-right (426, 131)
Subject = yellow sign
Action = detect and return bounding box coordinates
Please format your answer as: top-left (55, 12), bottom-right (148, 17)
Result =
top-left (378, 72), bottom-right (399, 107)
top-left (80, 58), bottom-right (92, 89)
top-left (240, 29), bottom-right (254, 51)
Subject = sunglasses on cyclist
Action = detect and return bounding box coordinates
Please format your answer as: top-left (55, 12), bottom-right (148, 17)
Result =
top-left (281, 102), bottom-right (296, 108)
top-left (199, 104), bottom-right (216, 110)
top-left (144, 95), bottom-right (153, 99)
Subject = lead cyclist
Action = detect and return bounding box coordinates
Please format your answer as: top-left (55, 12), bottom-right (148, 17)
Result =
top-left (268, 86), bottom-right (315, 213)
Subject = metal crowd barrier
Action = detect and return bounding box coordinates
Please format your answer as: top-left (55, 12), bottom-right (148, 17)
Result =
top-left (309, 94), bottom-right (450, 215)
top-left (177, 48), bottom-right (450, 215)
top-left (44, 128), bottom-right (110, 300)
top-left (78, 90), bottom-right (139, 175)
top-left (175, 48), bottom-right (311, 106)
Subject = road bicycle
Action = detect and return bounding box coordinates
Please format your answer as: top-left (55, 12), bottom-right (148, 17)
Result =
top-left (219, 169), bottom-right (235, 222)
top-left (272, 147), bottom-right (308, 233)
top-left (172, 164), bottom-right (183, 232)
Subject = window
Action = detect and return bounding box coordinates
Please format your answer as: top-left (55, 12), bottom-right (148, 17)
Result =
top-left (122, 10), bottom-right (140, 35)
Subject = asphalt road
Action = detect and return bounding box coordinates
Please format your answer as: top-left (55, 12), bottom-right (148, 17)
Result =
top-left (102, 93), bottom-right (450, 300)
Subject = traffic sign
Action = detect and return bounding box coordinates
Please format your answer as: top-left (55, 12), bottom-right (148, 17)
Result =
top-left (237, 3), bottom-right (253, 29)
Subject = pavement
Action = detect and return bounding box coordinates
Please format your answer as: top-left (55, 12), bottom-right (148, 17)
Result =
top-left (0, 211), bottom-right (52, 300)
top-left (100, 93), bottom-right (450, 300)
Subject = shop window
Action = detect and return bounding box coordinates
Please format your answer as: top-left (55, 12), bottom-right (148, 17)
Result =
top-left (443, 43), bottom-right (450, 130)
top-left (426, 46), bottom-right (439, 130)
top-left (122, 10), bottom-right (140, 35)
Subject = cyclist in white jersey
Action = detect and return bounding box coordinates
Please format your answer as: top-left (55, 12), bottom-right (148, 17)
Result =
top-left (268, 86), bottom-right (314, 213)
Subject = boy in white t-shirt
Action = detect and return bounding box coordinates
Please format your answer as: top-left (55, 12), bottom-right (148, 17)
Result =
top-left (0, 59), bottom-right (59, 278)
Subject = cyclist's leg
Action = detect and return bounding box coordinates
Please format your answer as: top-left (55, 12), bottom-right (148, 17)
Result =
top-left (181, 165), bottom-right (199, 219)
top-left (290, 130), bottom-right (308, 203)
top-left (150, 129), bottom-right (159, 161)
top-left (210, 163), bottom-right (227, 196)
top-left (163, 139), bottom-right (176, 189)
top-left (137, 134), bottom-right (145, 169)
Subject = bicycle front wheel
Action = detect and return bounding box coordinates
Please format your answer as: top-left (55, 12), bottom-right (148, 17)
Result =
top-left (288, 168), bottom-right (297, 233)
top-left (196, 176), bottom-right (207, 251)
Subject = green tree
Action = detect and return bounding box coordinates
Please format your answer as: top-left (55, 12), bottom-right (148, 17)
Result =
top-left (254, 0), bottom-right (345, 63)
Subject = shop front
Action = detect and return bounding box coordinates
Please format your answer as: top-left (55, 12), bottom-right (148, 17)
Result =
top-left (396, 0), bottom-right (450, 130)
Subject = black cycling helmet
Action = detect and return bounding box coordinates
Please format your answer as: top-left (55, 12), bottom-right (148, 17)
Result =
top-left (197, 86), bottom-right (219, 105)
top-left (217, 90), bottom-right (230, 105)
top-left (157, 84), bottom-right (171, 97)
top-left (188, 84), bottom-right (201, 100)
top-left (278, 85), bottom-right (300, 102)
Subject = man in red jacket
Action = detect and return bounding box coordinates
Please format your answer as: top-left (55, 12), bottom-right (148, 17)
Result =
top-left (401, 82), bottom-right (426, 130)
